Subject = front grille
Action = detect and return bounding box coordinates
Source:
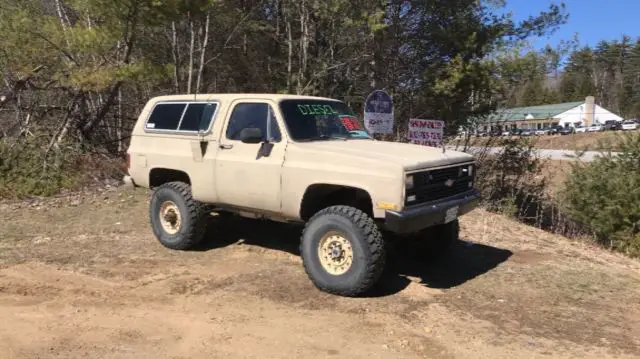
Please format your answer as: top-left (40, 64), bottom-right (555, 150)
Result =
top-left (406, 163), bottom-right (475, 205)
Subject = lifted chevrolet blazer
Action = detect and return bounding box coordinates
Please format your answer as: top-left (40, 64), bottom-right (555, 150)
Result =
top-left (126, 94), bottom-right (480, 297)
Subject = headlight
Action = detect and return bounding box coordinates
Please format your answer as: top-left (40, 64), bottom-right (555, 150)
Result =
top-left (405, 175), bottom-right (414, 190)
top-left (460, 164), bottom-right (474, 177)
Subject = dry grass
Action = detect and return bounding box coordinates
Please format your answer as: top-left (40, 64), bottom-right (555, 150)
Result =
top-left (539, 159), bottom-right (573, 196)
top-left (0, 187), bottom-right (639, 358)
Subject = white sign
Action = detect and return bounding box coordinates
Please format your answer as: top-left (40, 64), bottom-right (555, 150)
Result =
top-left (363, 90), bottom-right (394, 134)
top-left (407, 119), bottom-right (444, 147)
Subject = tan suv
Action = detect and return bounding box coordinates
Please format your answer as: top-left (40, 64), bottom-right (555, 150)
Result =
top-left (126, 94), bottom-right (480, 296)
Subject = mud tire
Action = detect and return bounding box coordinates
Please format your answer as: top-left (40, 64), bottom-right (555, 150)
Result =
top-left (149, 181), bottom-right (210, 250)
top-left (300, 206), bottom-right (386, 297)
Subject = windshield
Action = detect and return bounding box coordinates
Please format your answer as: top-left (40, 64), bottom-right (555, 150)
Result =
top-left (279, 99), bottom-right (371, 141)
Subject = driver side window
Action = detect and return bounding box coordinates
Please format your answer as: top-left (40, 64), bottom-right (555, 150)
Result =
top-left (226, 103), bottom-right (282, 142)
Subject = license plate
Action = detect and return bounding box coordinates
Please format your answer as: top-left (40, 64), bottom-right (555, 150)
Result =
top-left (445, 206), bottom-right (459, 223)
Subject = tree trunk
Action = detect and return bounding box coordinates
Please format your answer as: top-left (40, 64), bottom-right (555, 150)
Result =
top-left (117, 88), bottom-right (123, 153)
top-left (172, 21), bottom-right (180, 93)
top-left (297, 0), bottom-right (309, 94)
top-left (54, 0), bottom-right (68, 29)
top-left (196, 12), bottom-right (210, 94)
top-left (187, 17), bottom-right (196, 94)
top-left (285, 13), bottom-right (293, 93)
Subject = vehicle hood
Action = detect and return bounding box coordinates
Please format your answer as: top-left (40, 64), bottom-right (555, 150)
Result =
top-left (291, 139), bottom-right (474, 171)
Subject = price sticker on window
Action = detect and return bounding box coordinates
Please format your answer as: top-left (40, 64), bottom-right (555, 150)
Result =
top-left (339, 116), bottom-right (363, 131)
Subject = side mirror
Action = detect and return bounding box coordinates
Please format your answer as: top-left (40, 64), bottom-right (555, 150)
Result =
top-left (239, 127), bottom-right (263, 144)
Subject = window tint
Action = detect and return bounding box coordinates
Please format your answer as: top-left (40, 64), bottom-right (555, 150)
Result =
top-left (146, 103), bottom-right (186, 130)
top-left (179, 103), bottom-right (217, 131)
top-left (226, 103), bottom-right (281, 142)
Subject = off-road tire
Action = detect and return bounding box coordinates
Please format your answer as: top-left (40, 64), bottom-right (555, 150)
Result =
top-left (149, 181), bottom-right (211, 250)
top-left (300, 206), bottom-right (386, 297)
top-left (407, 220), bottom-right (460, 259)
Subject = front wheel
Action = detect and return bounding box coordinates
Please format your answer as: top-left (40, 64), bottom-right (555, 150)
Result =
top-left (300, 206), bottom-right (386, 297)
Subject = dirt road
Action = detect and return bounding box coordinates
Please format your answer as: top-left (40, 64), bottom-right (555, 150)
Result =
top-left (1, 188), bottom-right (639, 358)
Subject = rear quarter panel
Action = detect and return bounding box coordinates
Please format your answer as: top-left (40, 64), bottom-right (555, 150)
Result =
top-left (127, 97), bottom-right (228, 203)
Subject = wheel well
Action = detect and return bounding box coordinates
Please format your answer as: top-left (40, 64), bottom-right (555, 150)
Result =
top-left (149, 168), bottom-right (191, 188)
top-left (300, 184), bottom-right (373, 220)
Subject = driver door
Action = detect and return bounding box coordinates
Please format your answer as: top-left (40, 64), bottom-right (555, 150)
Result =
top-left (215, 100), bottom-right (285, 213)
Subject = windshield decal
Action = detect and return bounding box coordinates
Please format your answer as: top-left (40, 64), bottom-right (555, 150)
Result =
top-left (297, 104), bottom-right (340, 116)
top-left (339, 115), bottom-right (363, 131)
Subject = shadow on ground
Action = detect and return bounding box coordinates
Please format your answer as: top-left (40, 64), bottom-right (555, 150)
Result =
top-left (197, 215), bottom-right (302, 254)
top-left (198, 216), bottom-right (513, 297)
top-left (380, 240), bottom-right (513, 292)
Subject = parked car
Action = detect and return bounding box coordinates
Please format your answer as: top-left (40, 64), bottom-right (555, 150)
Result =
top-left (603, 120), bottom-right (621, 131)
top-left (520, 129), bottom-right (536, 137)
top-left (587, 124), bottom-right (604, 132)
top-left (548, 125), bottom-right (565, 135)
top-left (535, 128), bottom-right (551, 136)
top-left (574, 125), bottom-right (587, 133)
top-left (621, 120), bottom-right (639, 131)
top-left (558, 127), bottom-right (575, 135)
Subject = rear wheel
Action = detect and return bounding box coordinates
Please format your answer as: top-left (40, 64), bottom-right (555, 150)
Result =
top-left (300, 206), bottom-right (386, 297)
top-left (149, 182), bottom-right (211, 250)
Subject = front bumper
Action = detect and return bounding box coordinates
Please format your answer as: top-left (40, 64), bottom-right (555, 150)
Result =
top-left (384, 189), bottom-right (481, 234)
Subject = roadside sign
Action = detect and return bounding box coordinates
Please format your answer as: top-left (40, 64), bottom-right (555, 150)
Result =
top-left (363, 90), bottom-right (394, 134)
top-left (407, 119), bottom-right (444, 147)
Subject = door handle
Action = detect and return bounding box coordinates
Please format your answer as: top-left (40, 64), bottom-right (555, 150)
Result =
top-left (219, 144), bottom-right (233, 150)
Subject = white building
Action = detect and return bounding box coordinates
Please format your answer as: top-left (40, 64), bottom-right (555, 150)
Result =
top-left (555, 96), bottom-right (623, 127)
top-left (477, 96), bottom-right (624, 132)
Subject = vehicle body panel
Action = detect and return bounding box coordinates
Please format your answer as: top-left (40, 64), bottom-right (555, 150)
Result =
top-left (214, 98), bottom-right (288, 213)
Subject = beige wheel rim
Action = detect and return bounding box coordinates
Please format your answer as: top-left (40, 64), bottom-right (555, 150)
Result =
top-left (159, 201), bottom-right (182, 235)
top-left (318, 232), bottom-right (354, 275)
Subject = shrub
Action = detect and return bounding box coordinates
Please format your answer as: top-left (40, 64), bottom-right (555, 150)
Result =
top-left (474, 137), bottom-right (548, 223)
top-left (0, 135), bottom-right (82, 198)
top-left (561, 132), bottom-right (640, 257)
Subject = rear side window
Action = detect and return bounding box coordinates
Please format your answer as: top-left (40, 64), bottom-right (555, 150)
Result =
top-left (145, 102), bottom-right (217, 132)
top-left (179, 103), bottom-right (217, 131)
top-left (146, 103), bottom-right (186, 130)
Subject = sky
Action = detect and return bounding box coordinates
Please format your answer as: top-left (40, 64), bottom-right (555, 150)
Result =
top-left (504, 0), bottom-right (640, 49)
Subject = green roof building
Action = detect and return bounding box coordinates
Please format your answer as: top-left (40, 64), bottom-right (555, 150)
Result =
top-left (475, 96), bottom-right (623, 132)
